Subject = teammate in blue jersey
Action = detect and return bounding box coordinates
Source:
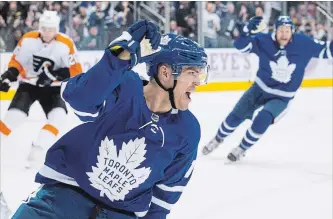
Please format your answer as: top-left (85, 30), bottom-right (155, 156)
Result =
top-left (202, 16), bottom-right (332, 162)
top-left (11, 20), bottom-right (209, 219)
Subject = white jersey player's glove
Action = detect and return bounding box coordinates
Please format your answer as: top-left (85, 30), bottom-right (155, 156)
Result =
top-left (108, 20), bottom-right (161, 68)
top-left (36, 63), bottom-right (70, 87)
top-left (0, 67), bottom-right (19, 92)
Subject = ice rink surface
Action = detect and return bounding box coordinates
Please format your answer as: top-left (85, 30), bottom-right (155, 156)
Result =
top-left (1, 87), bottom-right (332, 219)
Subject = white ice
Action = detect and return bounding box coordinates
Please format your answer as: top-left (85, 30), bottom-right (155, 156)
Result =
top-left (1, 88), bottom-right (332, 219)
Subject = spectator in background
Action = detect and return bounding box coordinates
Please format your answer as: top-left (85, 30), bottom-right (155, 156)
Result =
top-left (255, 6), bottom-right (264, 16)
top-left (298, 17), bottom-right (308, 33)
top-left (5, 28), bottom-right (23, 51)
top-left (238, 3), bottom-right (249, 23)
top-left (289, 6), bottom-right (298, 25)
top-left (114, 1), bottom-right (134, 28)
top-left (0, 1), bottom-right (332, 51)
top-left (13, 28), bottom-right (23, 44)
top-left (53, 2), bottom-right (62, 14)
top-left (89, 1), bottom-right (106, 27)
top-left (183, 15), bottom-right (197, 41)
top-left (313, 23), bottom-right (327, 41)
top-left (307, 2), bottom-right (316, 19)
top-left (0, 14), bottom-right (6, 35)
top-left (298, 3), bottom-right (308, 20)
top-left (5, 2), bottom-right (24, 30)
top-left (0, 36), bottom-right (5, 52)
top-left (170, 20), bottom-right (182, 35)
top-left (80, 25), bottom-right (98, 50)
top-left (218, 2), bottom-right (237, 47)
top-left (33, 19), bottom-right (39, 29)
top-left (25, 4), bottom-right (38, 30)
top-left (203, 2), bottom-right (220, 48)
top-left (45, 1), bottom-right (53, 11)
top-left (215, 2), bottom-right (228, 19)
top-left (58, 1), bottom-right (69, 33)
top-left (69, 15), bottom-right (84, 48)
top-left (78, 4), bottom-right (89, 27)
top-left (175, 2), bottom-right (192, 31)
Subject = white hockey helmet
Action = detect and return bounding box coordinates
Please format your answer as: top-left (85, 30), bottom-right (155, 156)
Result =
top-left (39, 10), bottom-right (60, 32)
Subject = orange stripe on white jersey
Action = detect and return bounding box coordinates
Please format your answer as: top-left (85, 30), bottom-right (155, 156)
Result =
top-left (56, 33), bottom-right (83, 76)
top-left (42, 124), bottom-right (59, 136)
top-left (8, 31), bottom-right (40, 78)
top-left (0, 121), bottom-right (12, 136)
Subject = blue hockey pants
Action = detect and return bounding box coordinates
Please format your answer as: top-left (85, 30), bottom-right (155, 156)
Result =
top-left (12, 183), bottom-right (138, 219)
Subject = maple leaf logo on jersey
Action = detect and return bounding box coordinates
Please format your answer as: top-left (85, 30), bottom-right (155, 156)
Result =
top-left (160, 35), bottom-right (172, 46)
top-left (269, 56), bottom-right (296, 83)
top-left (32, 55), bottom-right (55, 73)
top-left (86, 137), bottom-right (151, 201)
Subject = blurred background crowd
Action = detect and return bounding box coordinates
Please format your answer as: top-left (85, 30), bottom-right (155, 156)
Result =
top-left (0, 1), bottom-right (332, 52)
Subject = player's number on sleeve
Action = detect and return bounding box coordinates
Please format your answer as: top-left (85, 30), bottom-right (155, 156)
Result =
top-left (69, 54), bottom-right (78, 65)
top-left (13, 46), bottom-right (20, 56)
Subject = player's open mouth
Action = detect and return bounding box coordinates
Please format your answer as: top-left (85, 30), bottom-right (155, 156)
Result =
top-left (185, 92), bottom-right (191, 100)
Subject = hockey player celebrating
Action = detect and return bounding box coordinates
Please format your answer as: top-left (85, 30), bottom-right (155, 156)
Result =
top-left (0, 11), bottom-right (82, 168)
top-left (12, 20), bottom-right (209, 219)
top-left (202, 16), bottom-right (332, 162)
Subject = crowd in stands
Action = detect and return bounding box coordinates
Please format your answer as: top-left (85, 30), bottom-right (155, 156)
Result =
top-left (0, 1), bottom-right (134, 52)
top-left (199, 1), bottom-right (333, 48)
top-left (0, 1), bottom-right (332, 52)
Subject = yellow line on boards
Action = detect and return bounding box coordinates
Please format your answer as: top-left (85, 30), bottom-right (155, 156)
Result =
top-left (0, 78), bottom-right (332, 100)
top-left (196, 78), bottom-right (333, 92)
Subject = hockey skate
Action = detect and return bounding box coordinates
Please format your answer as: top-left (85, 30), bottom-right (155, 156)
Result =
top-left (25, 143), bottom-right (45, 169)
top-left (0, 192), bottom-right (12, 219)
top-left (227, 146), bottom-right (246, 162)
top-left (202, 138), bottom-right (223, 155)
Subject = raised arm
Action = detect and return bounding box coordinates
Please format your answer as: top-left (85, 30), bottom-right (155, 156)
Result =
top-left (234, 16), bottom-right (263, 55)
top-left (308, 37), bottom-right (333, 59)
top-left (61, 21), bottom-right (161, 122)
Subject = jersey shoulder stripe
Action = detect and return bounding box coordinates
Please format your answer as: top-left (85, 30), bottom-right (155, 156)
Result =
top-left (56, 33), bottom-right (76, 54)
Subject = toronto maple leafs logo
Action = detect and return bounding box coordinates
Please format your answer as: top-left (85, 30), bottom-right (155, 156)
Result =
top-left (269, 56), bottom-right (296, 83)
top-left (160, 35), bottom-right (172, 45)
top-left (86, 137), bottom-right (151, 201)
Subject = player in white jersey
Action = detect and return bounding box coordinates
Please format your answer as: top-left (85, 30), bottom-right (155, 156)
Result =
top-left (0, 11), bottom-right (83, 168)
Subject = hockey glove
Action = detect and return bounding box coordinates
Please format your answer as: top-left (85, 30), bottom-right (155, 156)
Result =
top-left (108, 20), bottom-right (161, 68)
top-left (241, 16), bottom-right (265, 36)
top-left (36, 65), bottom-right (70, 87)
top-left (0, 67), bottom-right (19, 92)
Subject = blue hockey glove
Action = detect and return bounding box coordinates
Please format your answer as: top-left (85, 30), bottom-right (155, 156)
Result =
top-left (242, 16), bottom-right (265, 36)
top-left (108, 20), bottom-right (161, 68)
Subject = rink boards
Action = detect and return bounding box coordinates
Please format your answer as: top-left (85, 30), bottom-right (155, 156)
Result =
top-left (0, 49), bottom-right (332, 100)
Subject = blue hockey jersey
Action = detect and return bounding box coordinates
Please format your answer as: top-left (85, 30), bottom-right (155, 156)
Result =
top-left (35, 49), bottom-right (200, 218)
top-left (234, 32), bottom-right (332, 98)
